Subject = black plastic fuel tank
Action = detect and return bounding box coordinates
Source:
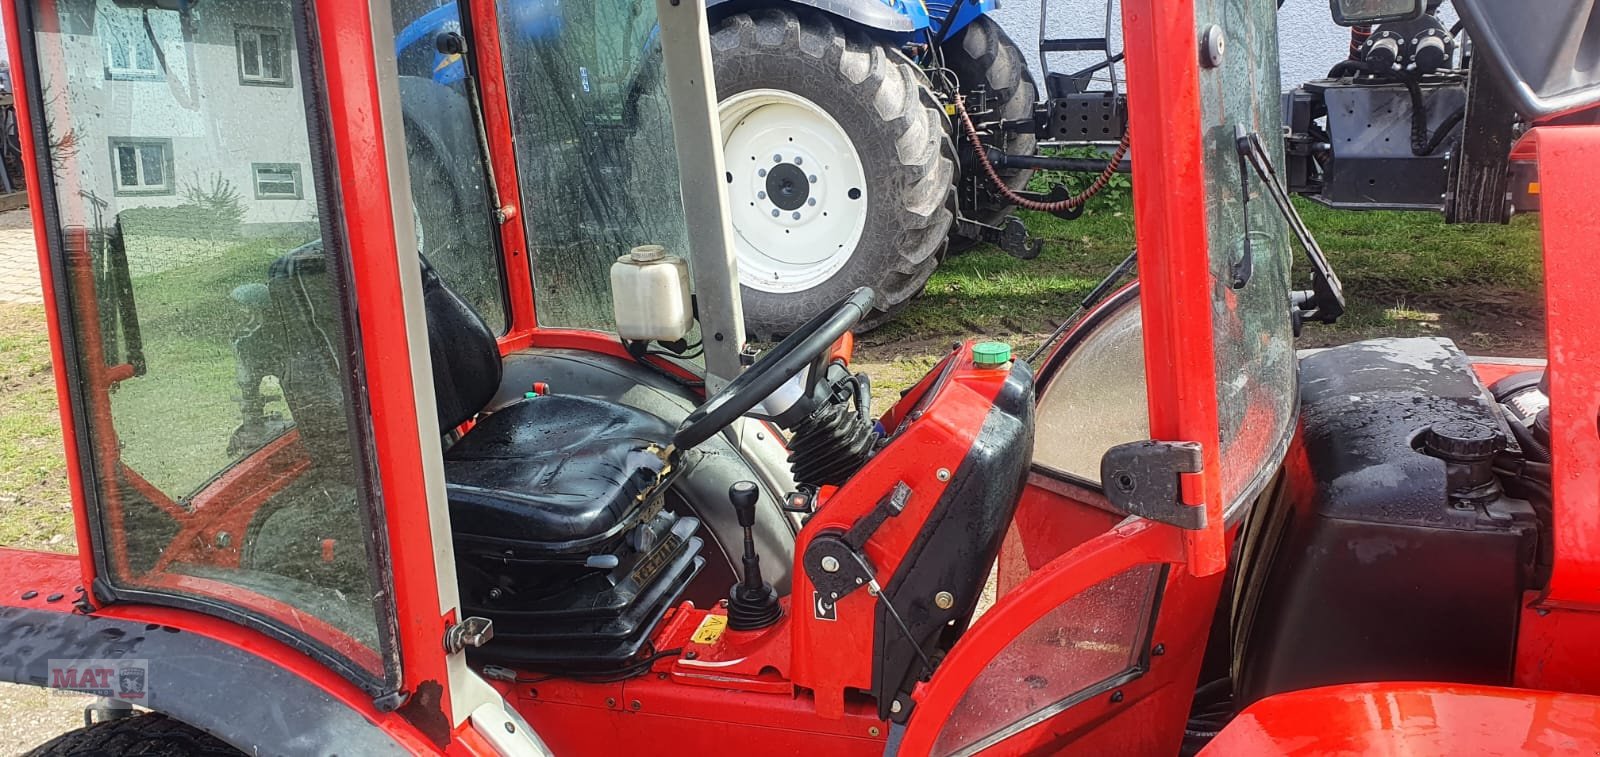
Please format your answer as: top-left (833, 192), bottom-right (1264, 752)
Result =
top-left (1233, 338), bottom-right (1537, 705)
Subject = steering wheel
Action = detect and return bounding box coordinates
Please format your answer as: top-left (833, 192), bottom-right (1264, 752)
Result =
top-left (673, 287), bottom-right (874, 450)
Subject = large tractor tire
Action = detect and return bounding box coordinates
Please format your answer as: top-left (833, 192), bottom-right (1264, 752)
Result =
top-left (942, 16), bottom-right (1038, 236)
top-left (713, 9), bottom-right (957, 339)
top-left (26, 713), bottom-right (240, 756)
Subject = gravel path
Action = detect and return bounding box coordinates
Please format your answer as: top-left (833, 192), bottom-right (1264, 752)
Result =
top-left (0, 682), bottom-right (90, 755)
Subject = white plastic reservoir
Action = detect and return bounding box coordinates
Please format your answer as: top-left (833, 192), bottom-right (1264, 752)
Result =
top-left (610, 244), bottom-right (694, 342)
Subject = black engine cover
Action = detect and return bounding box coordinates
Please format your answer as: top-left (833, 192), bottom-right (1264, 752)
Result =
top-left (1233, 338), bottom-right (1537, 704)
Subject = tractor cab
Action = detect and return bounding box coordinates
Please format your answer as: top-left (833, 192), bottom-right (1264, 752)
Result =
top-left (9, 0), bottom-right (1600, 754)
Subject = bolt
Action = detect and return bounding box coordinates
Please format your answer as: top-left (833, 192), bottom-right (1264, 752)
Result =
top-left (685, 650), bottom-right (698, 660)
top-left (808, 174), bottom-right (818, 183)
top-left (1110, 690), bottom-right (1125, 704)
top-left (504, 721), bottom-right (516, 734)
top-left (1152, 643), bottom-right (1165, 656)
top-left (792, 212), bottom-right (801, 220)
top-left (1200, 25), bottom-right (1226, 68)
top-left (890, 700), bottom-right (902, 714)
top-left (855, 577), bottom-right (864, 585)
top-left (794, 156), bottom-right (803, 165)
top-left (20, 590), bottom-right (36, 600)
top-left (807, 198), bottom-right (817, 206)
top-left (758, 168), bottom-right (767, 177)
top-left (758, 191), bottom-right (767, 199)
top-left (771, 209), bottom-right (780, 218)
top-left (630, 700), bottom-right (642, 712)
top-left (935, 591), bottom-right (955, 610)
top-left (488, 587), bottom-right (503, 600)
top-left (215, 531), bottom-right (231, 548)
top-left (606, 697), bottom-right (617, 708)
top-left (822, 555), bottom-right (841, 573)
top-left (867, 585), bottom-right (879, 596)
top-left (46, 593), bottom-right (62, 603)
top-left (937, 468), bottom-right (951, 482)
top-left (773, 154), bottom-right (782, 162)
top-left (869, 727), bottom-right (881, 737)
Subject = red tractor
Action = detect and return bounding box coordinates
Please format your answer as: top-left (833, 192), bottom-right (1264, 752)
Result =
top-left (3, 0), bottom-right (1600, 754)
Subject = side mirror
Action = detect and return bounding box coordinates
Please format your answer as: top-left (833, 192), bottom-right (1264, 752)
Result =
top-left (1328, 0), bottom-right (1424, 26)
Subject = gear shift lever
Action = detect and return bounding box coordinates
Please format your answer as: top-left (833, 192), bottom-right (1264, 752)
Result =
top-left (726, 481), bottom-right (781, 630)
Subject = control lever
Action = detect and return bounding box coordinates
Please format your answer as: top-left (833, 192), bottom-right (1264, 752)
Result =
top-left (725, 481), bottom-right (781, 631)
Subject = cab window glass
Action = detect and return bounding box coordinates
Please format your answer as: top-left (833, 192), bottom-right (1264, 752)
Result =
top-left (30, 0), bottom-right (392, 683)
top-left (390, 0), bottom-right (507, 332)
top-left (496, 0), bottom-right (691, 330)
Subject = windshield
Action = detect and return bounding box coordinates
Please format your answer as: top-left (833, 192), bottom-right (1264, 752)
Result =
top-left (1196, 0), bottom-right (1297, 505)
top-left (495, 0), bottom-right (692, 330)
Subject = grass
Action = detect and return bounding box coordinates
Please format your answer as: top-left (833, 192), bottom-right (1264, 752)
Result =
top-left (107, 238), bottom-right (302, 497)
top-left (858, 193), bottom-right (1546, 362)
top-left (0, 304), bottom-right (72, 552)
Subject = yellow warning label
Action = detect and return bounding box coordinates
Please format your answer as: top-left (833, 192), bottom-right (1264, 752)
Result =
top-left (690, 614), bottom-right (727, 645)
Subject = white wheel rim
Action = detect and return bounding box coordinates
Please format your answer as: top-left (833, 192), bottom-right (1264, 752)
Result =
top-left (719, 89), bottom-right (868, 294)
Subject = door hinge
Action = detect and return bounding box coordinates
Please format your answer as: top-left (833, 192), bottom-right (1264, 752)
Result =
top-left (1100, 440), bottom-right (1207, 530)
top-left (443, 616), bottom-right (495, 654)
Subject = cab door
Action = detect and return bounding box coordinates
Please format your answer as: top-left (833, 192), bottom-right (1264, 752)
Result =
top-left (13, 0), bottom-right (487, 733)
top-left (897, 0), bottom-right (1298, 752)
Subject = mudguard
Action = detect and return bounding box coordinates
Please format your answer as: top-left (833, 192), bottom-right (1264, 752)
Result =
top-left (705, 0), bottom-right (925, 34)
top-left (0, 552), bottom-right (415, 755)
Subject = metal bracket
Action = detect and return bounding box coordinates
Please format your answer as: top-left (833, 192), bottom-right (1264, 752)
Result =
top-left (954, 216), bottom-right (1044, 259)
top-left (1100, 441), bottom-right (1207, 530)
top-left (802, 481), bottom-right (911, 602)
top-left (443, 616), bottom-right (494, 654)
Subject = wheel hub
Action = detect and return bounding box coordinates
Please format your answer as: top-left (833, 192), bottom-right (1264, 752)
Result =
top-left (718, 89), bottom-right (869, 294)
top-left (765, 161), bottom-right (810, 212)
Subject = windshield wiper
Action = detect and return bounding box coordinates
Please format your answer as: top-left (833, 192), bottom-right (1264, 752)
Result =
top-left (1233, 124), bottom-right (1345, 334)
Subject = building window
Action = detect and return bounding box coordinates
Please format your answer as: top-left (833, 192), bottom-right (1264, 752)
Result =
top-left (109, 138), bottom-right (174, 195)
top-left (236, 26), bottom-right (291, 87)
top-left (252, 163), bottom-right (303, 200)
top-left (103, 17), bottom-right (161, 80)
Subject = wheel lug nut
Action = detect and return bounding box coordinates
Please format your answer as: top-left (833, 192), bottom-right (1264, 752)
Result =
top-left (771, 209), bottom-right (780, 217)
top-left (807, 198), bottom-right (817, 206)
top-left (808, 175), bottom-right (818, 183)
top-left (758, 191), bottom-right (767, 199)
top-left (773, 154), bottom-right (782, 162)
top-left (794, 156), bottom-right (803, 165)
top-left (758, 168), bottom-right (767, 177)
top-left (792, 212), bottom-right (801, 220)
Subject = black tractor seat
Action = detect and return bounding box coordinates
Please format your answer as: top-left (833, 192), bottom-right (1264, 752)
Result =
top-left (258, 246), bottom-right (703, 670)
top-left (444, 393), bottom-right (675, 553)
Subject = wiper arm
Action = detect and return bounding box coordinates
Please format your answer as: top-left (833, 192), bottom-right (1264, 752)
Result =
top-left (1234, 124), bottom-right (1345, 334)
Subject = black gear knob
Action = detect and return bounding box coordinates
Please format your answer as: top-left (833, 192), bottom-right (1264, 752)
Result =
top-left (730, 481), bottom-right (759, 528)
top-left (726, 480), bottom-right (780, 630)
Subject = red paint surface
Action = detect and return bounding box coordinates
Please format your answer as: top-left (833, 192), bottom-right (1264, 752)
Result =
top-left (1119, 0), bottom-right (1226, 576)
top-left (1206, 683), bottom-right (1600, 755)
top-left (312, 0), bottom-right (455, 718)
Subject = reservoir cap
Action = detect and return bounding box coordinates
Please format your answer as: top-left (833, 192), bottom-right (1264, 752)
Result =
top-left (973, 341), bottom-right (1012, 368)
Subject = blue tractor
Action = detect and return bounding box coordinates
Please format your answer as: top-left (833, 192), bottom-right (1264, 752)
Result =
top-left (395, 0), bottom-right (1042, 338)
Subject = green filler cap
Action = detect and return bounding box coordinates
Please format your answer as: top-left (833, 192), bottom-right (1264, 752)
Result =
top-left (973, 341), bottom-right (1012, 367)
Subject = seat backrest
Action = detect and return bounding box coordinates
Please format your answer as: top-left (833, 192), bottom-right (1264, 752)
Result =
top-left (264, 245), bottom-right (503, 444)
top-left (419, 258), bottom-right (503, 431)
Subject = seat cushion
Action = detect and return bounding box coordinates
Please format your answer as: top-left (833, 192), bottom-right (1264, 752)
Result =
top-left (444, 394), bottom-right (675, 551)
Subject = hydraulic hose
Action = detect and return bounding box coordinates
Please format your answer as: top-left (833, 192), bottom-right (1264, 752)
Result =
top-left (954, 95), bottom-right (1130, 213)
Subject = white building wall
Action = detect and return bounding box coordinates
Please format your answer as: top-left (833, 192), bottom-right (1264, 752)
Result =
top-left (41, 0), bottom-right (315, 230)
top-left (986, 0), bottom-right (1456, 94)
